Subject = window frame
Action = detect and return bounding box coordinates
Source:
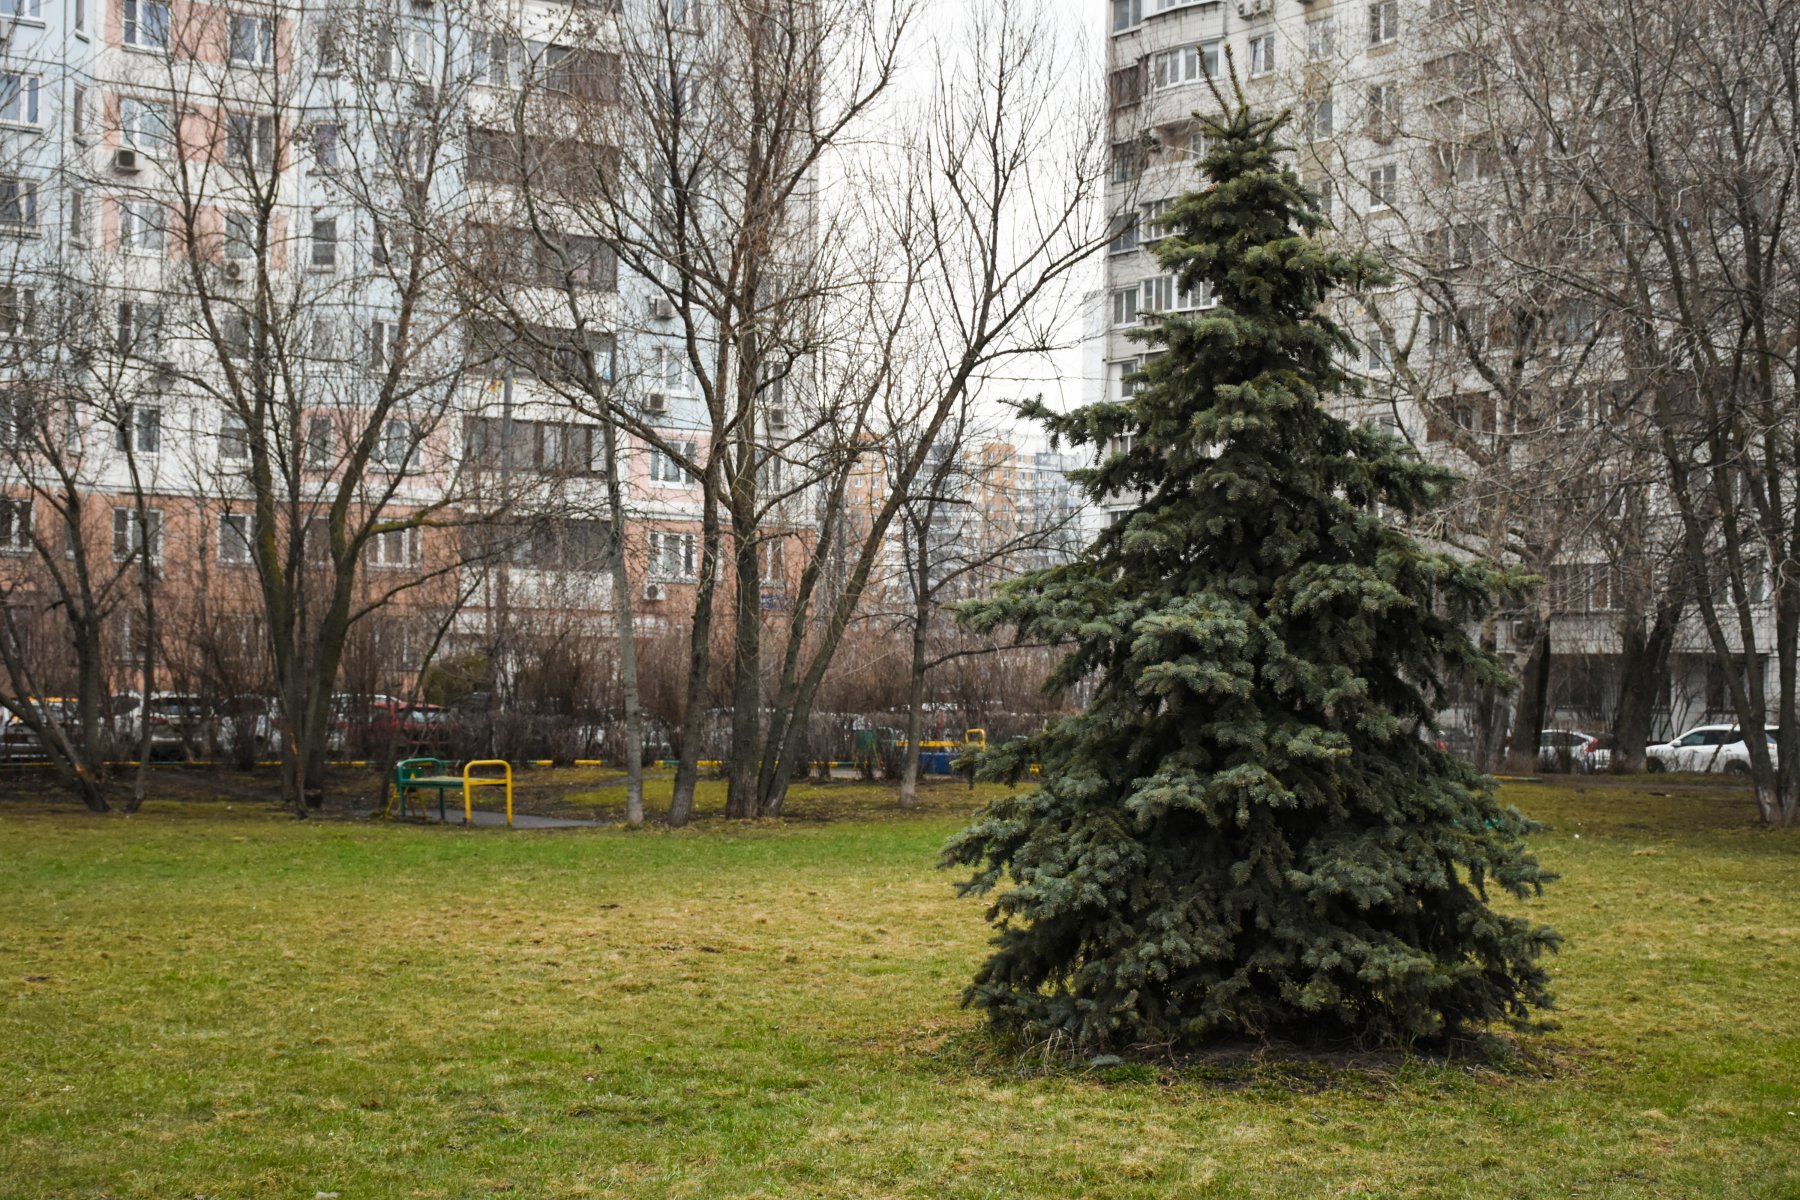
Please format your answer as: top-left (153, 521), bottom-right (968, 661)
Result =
top-left (0, 73), bottom-right (40, 127)
top-left (218, 511), bottom-right (255, 564)
top-left (1367, 0), bottom-right (1399, 45)
top-left (111, 505), bottom-right (164, 562)
top-left (0, 495), bottom-right (31, 554)
top-left (122, 0), bottom-right (172, 51)
top-left (227, 13), bottom-right (276, 69)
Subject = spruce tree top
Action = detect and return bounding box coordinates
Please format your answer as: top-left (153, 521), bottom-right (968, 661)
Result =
top-left (945, 101), bottom-right (1557, 1049)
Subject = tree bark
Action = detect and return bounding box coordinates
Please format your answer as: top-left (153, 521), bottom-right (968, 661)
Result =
top-left (1610, 593), bottom-right (1681, 774)
top-left (1502, 621), bottom-right (1552, 775)
top-left (898, 613), bottom-right (928, 809)
top-left (668, 466), bottom-right (723, 827)
top-left (600, 418), bottom-right (645, 828)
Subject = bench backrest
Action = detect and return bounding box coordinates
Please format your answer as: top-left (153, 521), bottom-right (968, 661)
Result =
top-left (396, 757), bottom-right (446, 780)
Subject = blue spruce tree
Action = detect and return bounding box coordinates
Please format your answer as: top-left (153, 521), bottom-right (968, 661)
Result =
top-left (945, 101), bottom-right (1558, 1049)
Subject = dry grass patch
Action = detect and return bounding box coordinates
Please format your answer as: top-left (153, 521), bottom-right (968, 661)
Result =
top-left (0, 776), bottom-right (1795, 1197)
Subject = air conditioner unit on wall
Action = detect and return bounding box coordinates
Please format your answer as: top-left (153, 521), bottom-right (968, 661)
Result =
top-left (644, 391), bottom-right (667, 413)
top-left (648, 297), bottom-right (675, 320)
top-left (768, 406), bottom-right (788, 430)
top-left (643, 582), bottom-right (667, 602)
top-left (222, 260), bottom-right (246, 283)
top-left (113, 147), bottom-right (141, 174)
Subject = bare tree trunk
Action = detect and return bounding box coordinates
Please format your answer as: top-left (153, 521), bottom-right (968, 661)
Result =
top-left (1472, 618), bottom-right (1507, 772)
top-left (898, 610), bottom-right (929, 809)
top-left (668, 476), bottom-right (722, 827)
top-left (601, 420), bottom-right (645, 829)
top-left (725, 521), bottom-right (763, 819)
top-left (1611, 594), bottom-right (1681, 774)
top-left (1503, 622), bottom-right (1552, 775)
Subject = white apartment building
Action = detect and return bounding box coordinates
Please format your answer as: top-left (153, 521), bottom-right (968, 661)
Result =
top-left (0, 0), bottom-right (748, 704)
top-left (1094, 0), bottom-right (1768, 739)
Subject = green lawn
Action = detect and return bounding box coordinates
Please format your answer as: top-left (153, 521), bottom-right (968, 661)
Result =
top-left (1, 775), bottom-right (1796, 1198)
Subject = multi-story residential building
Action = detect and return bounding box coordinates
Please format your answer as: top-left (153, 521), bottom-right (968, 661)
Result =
top-left (0, 0), bottom-right (723, 713)
top-left (1094, 0), bottom-right (1764, 742)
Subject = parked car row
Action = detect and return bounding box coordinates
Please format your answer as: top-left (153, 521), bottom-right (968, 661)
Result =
top-left (1527, 724), bottom-right (1780, 774)
top-left (0, 691), bottom-right (480, 763)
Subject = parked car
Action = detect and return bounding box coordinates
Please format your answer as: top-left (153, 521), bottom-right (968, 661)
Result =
top-left (114, 693), bottom-right (219, 760)
top-left (1537, 729), bottom-right (1597, 773)
top-left (1645, 725), bottom-right (1779, 773)
top-left (0, 703), bottom-right (46, 761)
top-left (0, 697), bottom-right (90, 761)
top-left (1574, 732), bottom-right (1615, 773)
top-left (219, 694), bottom-right (280, 763)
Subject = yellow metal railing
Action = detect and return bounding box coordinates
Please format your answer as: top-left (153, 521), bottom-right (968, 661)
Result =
top-left (462, 759), bottom-right (514, 828)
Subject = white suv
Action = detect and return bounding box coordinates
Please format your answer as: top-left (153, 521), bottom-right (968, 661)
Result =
top-left (1645, 725), bottom-right (1778, 774)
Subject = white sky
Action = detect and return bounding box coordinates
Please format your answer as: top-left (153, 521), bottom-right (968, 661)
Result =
top-left (916, 0), bottom-right (1108, 441)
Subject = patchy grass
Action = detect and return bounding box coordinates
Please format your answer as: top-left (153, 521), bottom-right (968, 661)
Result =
top-left (0, 777), bottom-right (1796, 1198)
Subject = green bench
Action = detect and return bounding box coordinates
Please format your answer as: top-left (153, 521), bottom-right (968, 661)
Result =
top-left (391, 757), bottom-right (464, 821)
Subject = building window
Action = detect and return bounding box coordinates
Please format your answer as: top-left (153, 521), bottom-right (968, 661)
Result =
top-left (1110, 0), bottom-right (1141, 33)
top-left (116, 301), bottom-right (162, 357)
top-left (68, 187), bottom-right (89, 244)
top-left (648, 441), bottom-right (697, 484)
top-left (1307, 16), bottom-right (1336, 59)
top-left (112, 506), bottom-right (163, 562)
top-left (305, 415), bottom-right (333, 468)
top-left (115, 405), bottom-right (162, 454)
top-left (382, 123), bottom-right (430, 179)
top-left (1114, 358), bottom-right (1141, 400)
top-left (228, 14), bottom-right (275, 67)
top-left (1152, 42), bottom-right (1220, 90)
top-left (1367, 83), bottom-right (1402, 141)
top-left (378, 22), bottom-right (433, 80)
top-left (119, 200), bottom-right (165, 252)
top-left (0, 497), bottom-right (30, 554)
top-left (1109, 285), bottom-right (1138, 327)
top-left (376, 419), bottom-right (419, 471)
top-left (225, 113), bottom-right (277, 170)
top-left (0, 285), bottom-right (36, 338)
top-left (1107, 211), bottom-right (1140, 255)
top-left (1110, 141), bottom-right (1143, 184)
top-left (0, 176), bottom-right (37, 231)
top-left (647, 530), bottom-right (695, 579)
top-left (1368, 0), bottom-right (1399, 45)
top-left (1141, 198), bottom-right (1176, 241)
top-left (367, 523), bottom-right (422, 568)
top-left (310, 215), bottom-right (337, 269)
top-left (218, 512), bottom-right (254, 564)
top-left (120, 98), bottom-right (174, 154)
top-left (1364, 330), bottom-right (1393, 373)
top-left (312, 122), bottom-right (340, 169)
top-left (473, 30), bottom-right (517, 88)
top-left (1248, 33), bottom-right (1276, 77)
top-left (1366, 162), bottom-right (1398, 210)
top-left (0, 75), bottom-right (40, 126)
top-left (223, 210), bottom-right (256, 260)
top-left (220, 412), bottom-right (249, 460)
top-left (369, 319), bottom-right (402, 371)
top-left (123, 0), bottom-right (171, 50)
top-left (1306, 87), bottom-right (1334, 140)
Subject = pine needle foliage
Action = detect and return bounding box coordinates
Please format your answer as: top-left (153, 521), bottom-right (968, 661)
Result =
top-left (943, 102), bottom-right (1558, 1050)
